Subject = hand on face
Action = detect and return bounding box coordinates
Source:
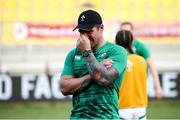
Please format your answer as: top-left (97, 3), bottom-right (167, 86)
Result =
top-left (76, 34), bottom-right (91, 52)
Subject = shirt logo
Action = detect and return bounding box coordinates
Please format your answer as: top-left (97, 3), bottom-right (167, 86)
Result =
top-left (75, 55), bottom-right (81, 60)
top-left (132, 46), bottom-right (137, 53)
top-left (81, 15), bottom-right (85, 21)
top-left (127, 59), bottom-right (133, 72)
top-left (100, 52), bottom-right (107, 59)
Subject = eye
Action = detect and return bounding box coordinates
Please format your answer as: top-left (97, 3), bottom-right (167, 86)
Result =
top-left (87, 30), bottom-right (93, 34)
top-left (78, 29), bottom-right (93, 34)
top-left (78, 29), bottom-right (85, 34)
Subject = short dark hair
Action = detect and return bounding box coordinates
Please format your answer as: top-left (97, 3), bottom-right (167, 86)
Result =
top-left (120, 21), bottom-right (134, 31)
top-left (115, 30), bottom-right (134, 53)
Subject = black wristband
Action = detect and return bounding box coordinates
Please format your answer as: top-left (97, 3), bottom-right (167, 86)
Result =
top-left (82, 50), bottom-right (92, 57)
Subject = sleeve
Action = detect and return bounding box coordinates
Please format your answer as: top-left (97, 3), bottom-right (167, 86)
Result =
top-left (134, 40), bottom-right (151, 60)
top-left (60, 49), bottom-right (75, 76)
top-left (108, 45), bottom-right (127, 75)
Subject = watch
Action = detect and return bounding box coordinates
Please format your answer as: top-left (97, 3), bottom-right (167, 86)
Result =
top-left (82, 50), bottom-right (92, 57)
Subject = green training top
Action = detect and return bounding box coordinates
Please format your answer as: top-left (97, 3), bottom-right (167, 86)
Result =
top-left (61, 41), bottom-right (127, 119)
top-left (132, 40), bottom-right (151, 60)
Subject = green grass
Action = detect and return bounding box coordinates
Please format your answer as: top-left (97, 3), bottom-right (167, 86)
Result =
top-left (0, 99), bottom-right (180, 119)
top-left (0, 100), bottom-right (72, 119)
top-left (147, 99), bottom-right (180, 119)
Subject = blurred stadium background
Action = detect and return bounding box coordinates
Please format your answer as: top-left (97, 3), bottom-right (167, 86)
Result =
top-left (0, 0), bottom-right (180, 119)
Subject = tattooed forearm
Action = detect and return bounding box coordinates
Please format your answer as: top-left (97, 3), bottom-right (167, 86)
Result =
top-left (75, 75), bottom-right (92, 93)
top-left (85, 53), bottom-right (118, 85)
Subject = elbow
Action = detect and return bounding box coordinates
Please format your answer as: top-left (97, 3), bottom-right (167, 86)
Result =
top-left (96, 78), bottom-right (113, 86)
top-left (94, 69), bottom-right (117, 86)
top-left (60, 87), bottom-right (69, 96)
top-left (60, 84), bottom-right (71, 96)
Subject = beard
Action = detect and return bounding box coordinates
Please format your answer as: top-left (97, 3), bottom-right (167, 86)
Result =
top-left (90, 40), bottom-right (99, 50)
top-left (88, 35), bottom-right (100, 50)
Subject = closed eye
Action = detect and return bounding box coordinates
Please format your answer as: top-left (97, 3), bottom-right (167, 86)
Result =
top-left (78, 29), bottom-right (93, 34)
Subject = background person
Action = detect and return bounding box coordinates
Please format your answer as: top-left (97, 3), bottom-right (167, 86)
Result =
top-left (120, 21), bottom-right (163, 99)
top-left (60, 9), bottom-right (127, 119)
top-left (116, 30), bottom-right (147, 120)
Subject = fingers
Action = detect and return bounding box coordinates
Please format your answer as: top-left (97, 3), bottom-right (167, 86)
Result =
top-left (80, 34), bottom-right (89, 42)
top-left (105, 64), bottom-right (112, 69)
top-left (106, 59), bottom-right (113, 62)
top-left (76, 34), bottom-right (91, 51)
top-left (101, 59), bottom-right (114, 69)
top-left (156, 90), bottom-right (163, 99)
top-left (102, 59), bottom-right (114, 65)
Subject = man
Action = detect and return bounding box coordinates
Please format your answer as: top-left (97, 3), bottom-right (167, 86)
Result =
top-left (120, 21), bottom-right (163, 99)
top-left (60, 9), bottom-right (127, 119)
top-left (115, 30), bottom-right (147, 120)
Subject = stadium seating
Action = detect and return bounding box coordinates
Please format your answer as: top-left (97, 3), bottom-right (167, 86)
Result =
top-left (0, 0), bottom-right (180, 74)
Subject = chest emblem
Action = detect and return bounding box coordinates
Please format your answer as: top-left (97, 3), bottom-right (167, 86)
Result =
top-left (75, 55), bottom-right (81, 60)
top-left (99, 52), bottom-right (107, 59)
top-left (127, 59), bottom-right (133, 72)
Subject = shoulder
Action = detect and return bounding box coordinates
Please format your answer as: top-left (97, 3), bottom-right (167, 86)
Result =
top-left (67, 48), bottom-right (78, 55)
top-left (133, 40), bottom-right (149, 51)
top-left (128, 54), bottom-right (146, 63)
top-left (133, 39), bottom-right (150, 55)
top-left (133, 39), bottom-right (145, 46)
top-left (65, 48), bottom-right (77, 59)
top-left (106, 41), bottom-right (126, 52)
top-left (129, 54), bottom-right (145, 59)
top-left (106, 42), bottom-right (127, 62)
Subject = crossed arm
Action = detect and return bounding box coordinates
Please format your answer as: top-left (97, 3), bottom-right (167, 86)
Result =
top-left (60, 74), bottom-right (92, 95)
top-left (85, 52), bottom-right (118, 85)
top-left (60, 53), bottom-right (118, 95)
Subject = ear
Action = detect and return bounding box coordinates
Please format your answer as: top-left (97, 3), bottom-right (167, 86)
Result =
top-left (101, 24), bottom-right (104, 29)
top-left (99, 24), bottom-right (104, 30)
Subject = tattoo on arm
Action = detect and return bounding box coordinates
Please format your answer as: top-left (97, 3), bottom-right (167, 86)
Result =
top-left (85, 53), bottom-right (118, 85)
top-left (75, 75), bottom-right (92, 93)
